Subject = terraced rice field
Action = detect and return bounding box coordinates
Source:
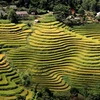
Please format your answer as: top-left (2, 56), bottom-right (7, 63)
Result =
top-left (0, 23), bottom-right (32, 52)
top-left (7, 21), bottom-right (71, 91)
top-left (0, 16), bottom-right (100, 93)
top-left (0, 23), bottom-right (33, 99)
top-left (73, 23), bottom-right (100, 40)
top-left (0, 53), bottom-right (32, 100)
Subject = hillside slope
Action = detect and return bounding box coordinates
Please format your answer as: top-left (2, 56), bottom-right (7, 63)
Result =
top-left (1, 15), bottom-right (100, 91)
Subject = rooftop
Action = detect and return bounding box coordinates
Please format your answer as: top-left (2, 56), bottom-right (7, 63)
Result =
top-left (16, 11), bottom-right (28, 15)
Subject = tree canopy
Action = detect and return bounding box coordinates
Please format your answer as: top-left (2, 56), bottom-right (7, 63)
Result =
top-left (2, 0), bottom-right (99, 13)
top-left (7, 9), bottom-right (18, 23)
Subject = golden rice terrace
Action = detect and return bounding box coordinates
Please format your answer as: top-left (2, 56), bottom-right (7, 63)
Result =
top-left (0, 16), bottom-right (100, 98)
top-left (0, 54), bottom-right (32, 100)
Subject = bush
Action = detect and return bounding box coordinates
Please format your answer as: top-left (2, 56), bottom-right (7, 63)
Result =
top-left (16, 94), bottom-right (26, 100)
top-left (37, 9), bottom-right (47, 15)
top-left (20, 72), bottom-right (32, 87)
top-left (35, 87), bottom-right (54, 100)
top-left (78, 7), bottom-right (85, 15)
top-left (70, 87), bottom-right (79, 97)
top-left (3, 14), bottom-right (7, 19)
top-left (62, 19), bottom-right (82, 26)
top-left (0, 20), bottom-right (10, 24)
top-left (87, 94), bottom-right (100, 100)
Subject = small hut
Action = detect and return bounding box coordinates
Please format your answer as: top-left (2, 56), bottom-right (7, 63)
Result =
top-left (16, 11), bottom-right (28, 19)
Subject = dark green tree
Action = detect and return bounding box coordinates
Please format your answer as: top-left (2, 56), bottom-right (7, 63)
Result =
top-left (96, 0), bottom-right (100, 11)
top-left (0, 13), bottom-right (3, 19)
top-left (22, 74), bottom-right (32, 87)
top-left (36, 87), bottom-right (54, 100)
top-left (53, 4), bottom-right (70, 21)
top-left (88, 94), bottom-right (100, 100)
top-left (78, 7), bottom-right (85, 15)
top-left (30, 0), bottom-right (39, 7)
top-left (70, 88), bottom-right (79, 98)
top-left (7, 9), bottom-right (18, 23)
top-left (90, 0), bottom-right (97, 12)
top-left (82, 0), bottom-right (97, 12)
top-left (38, 0), bottom-right (47, 9)
top-left (16, 94), bottom-right (26, 100)
top-left (19, 71), bottom-right (32, 87)
top-left (82, 0), bottom-right (90, 11)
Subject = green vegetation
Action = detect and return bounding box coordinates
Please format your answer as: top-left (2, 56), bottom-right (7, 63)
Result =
top-left (73, 23), bottom-right (100, 40)
top-left (20, 72), bottom-right (32, 87)
top-left (7, 9), bottom-right (18, 23)
top-left (4, 0), bottom-right (99, 12)
top-left (0, 4), bottom-right (100, 99)
top-left (53, 4), bottom-right (70, 21)
top-left (0, 20), bottom-right (10, 24)
top-left (0, 54), bottom-right (33, 100)
top-left (39, 14), bottom-right (56, 23)
top-left (0, 0), bottom-right (100, 24)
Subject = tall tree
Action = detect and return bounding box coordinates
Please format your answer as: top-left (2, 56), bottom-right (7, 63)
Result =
top-left (53, 4), bottom-right (70, 21)
top-left (7, 9), bottom-right (18, 23)
top-left (82, 0), bottom-right (97, 12)
top-left (90, 0), bottom-right (97, 12)
top-left (96, 0), bottom-right (100, 11)
top-left (38, 0), bottom-right (47, 9)
top-left (82, 0), bottom-right (90, 11)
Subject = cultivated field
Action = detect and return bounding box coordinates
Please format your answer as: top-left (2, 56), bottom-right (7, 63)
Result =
top-left (0, 54), bottom-right (32, 100)
top-left (0, 15), bottom-right (100, 98)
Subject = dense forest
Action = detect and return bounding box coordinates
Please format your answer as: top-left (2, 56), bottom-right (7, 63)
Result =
top-left (0, 0), bottom-right (100, 23)
top-left (1, 0), bottom-right (100, 12)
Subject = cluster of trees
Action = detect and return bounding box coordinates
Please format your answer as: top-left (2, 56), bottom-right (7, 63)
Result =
top-left (32, 87), bottom-right (82, 100)
top-left (0, 0), bottom-right (100, 23)
top-left (1, 0), bottom-right (100, 12)
top-left (15, 86), bottom-right (100, 100)
top-left (32, 87), bottom-right (100, 100)
top-left (82, 0), bottom-right (100, 12)
top-left (19, 71), bottom-right (32, 87)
